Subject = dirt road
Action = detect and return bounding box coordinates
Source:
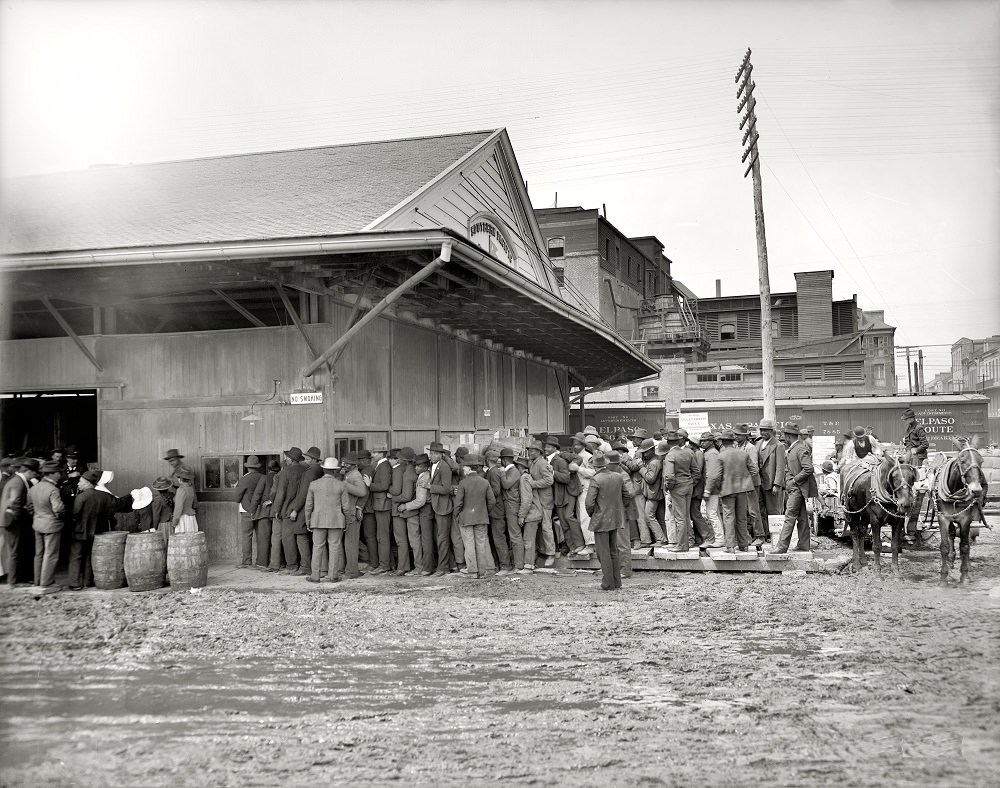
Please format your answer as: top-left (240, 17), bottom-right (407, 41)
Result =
top-left (2, 530), bottom-right (998, 787)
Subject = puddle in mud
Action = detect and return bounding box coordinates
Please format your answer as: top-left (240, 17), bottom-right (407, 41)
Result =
top-left (0, 649), bottom-right (586, 766)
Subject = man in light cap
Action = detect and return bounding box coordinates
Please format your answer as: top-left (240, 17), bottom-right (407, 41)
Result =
top-left (755, 418), bottom-right (786, 522)
top-left (304, 457), bottom-right (349, 583)
top-left (526, 439), bottom-right (556, 566)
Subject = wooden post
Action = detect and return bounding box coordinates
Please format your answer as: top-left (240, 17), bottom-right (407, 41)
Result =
top-left (906, 347), bottom-right (913, 394)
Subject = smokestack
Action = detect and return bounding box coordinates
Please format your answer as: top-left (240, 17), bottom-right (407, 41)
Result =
top-left (602, 203), bottom-right (607, 218)
top-left (715, 279), bottom-right (721, 297)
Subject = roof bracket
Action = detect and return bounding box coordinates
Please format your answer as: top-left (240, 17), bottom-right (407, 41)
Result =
top-left (40, 296), bottom-right (104, 373)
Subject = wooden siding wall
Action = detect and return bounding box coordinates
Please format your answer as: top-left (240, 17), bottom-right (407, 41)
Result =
top-left (3, 316), bottom-right (569, 558)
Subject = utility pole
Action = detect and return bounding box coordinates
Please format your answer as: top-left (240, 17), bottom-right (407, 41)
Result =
top-left (735, 49), bottom-right (775, 423)
top-left (905, 347), bottom-right (913, 394)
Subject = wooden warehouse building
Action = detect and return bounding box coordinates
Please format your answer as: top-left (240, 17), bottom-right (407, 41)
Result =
top-left (0, 128), bottom-right (658, 560)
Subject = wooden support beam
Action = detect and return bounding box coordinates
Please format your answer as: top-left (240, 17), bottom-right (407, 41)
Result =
top-left (275, 283), bottom-right (330, 376)
top-left (40, 296), bottom-right (103, 373)
top-left (211, 289), bottom-right (267, 327)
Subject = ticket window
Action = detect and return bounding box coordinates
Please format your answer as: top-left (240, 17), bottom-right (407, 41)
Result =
top-left (201, 454), bottom-right (281, 491)
top-left (335, 437), bottom-right (366, 460)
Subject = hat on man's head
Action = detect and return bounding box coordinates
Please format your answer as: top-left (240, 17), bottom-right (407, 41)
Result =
top-left (39, 460), bottom-right (61, 474)
top-left (735, 424), bottom-right (749, 436)
top-left (583, 425), bottom-right (600, 437)
top-left (655, 440), bottom-right (670, 456)
top-left (428, 441), bottom-right (446, 454)
top-left (781, 422), bottom-right (800, 436)
top-left (805, 426), bottom-right (816, 434)
top-left (461, 454), bottom-right (483, 467)
top-left (305, 446), bottom-right (322, 461)
top-left (397, 447), bottom-right (416, 463)
top-left (611, 440), bottom-right (628, 452)
top-left (527, 440), bottom-right (545, 452)
top-left (758, 418), bottom-right (777, 431)
top-left (572, 432), bottom-right (588, 446)
top-left (284, 446), bottom-right (304, 462)
top-left (699, 431), bottom-right (716, 442)
top-left (321, 457), bottom-right (340, 470)
top-left (901, 408), bottom-right (916, 421)
top-left (454, 446), bottom-right (470, 460)
top-left (638, 438), bottom-right (656, 453)
top-left (663, 430), bottom-right (680, 443)
top-left (822, 460), bottom-right (834, 473)
top-left (151, 476), bottom-right (172, 491)
top-left (544, 434), bottom-right (561, 449)
top-left (65, 445), bottom-right (78, 457)
top-left (371, 444), bottom-right (388, 454)
top-left (175, 468), bottom-right (194, 482)
top-left (357, 449), bottom-right (372, 460)
top-left (513, 455), bottom-right (530, 469)
top-left (17, 457), bottom-right (40, 472)
top-left (606, 450), bottom-right (621, 465)
top-left (719, 429), bottom-right (737, 441)
top-left (591, 451), bottom-right (609, 468)
top-left (343, 451), bottom-right (359, 465)
top-left (631, 427), bottom-right (649, 440)
top-left (852, 426), bottom-right (866, 437)
top-left (388, 448), bottom-right (400, 459)
top-left (82, 469), bottom-right (101, 484)
top-left (583, 434), bottom-right (601, 446)
top-left (131, 487), bottom-right (153, 509)
top-left (0, 457), bottom-right (13, 470)
top-left (245, 455), bottom-right (262, 469)
top-left (499, 447), bottom-right (515, 459)
top-left (414, 452), bottom-right (431, 466)
top-left (163, 449), bottom-right (184, 461)
top-left (484, 448), bottom-right (500, 461)
top-left (676, 428), bottom-right (689, 441)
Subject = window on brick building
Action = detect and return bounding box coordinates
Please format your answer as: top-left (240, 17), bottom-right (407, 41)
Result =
top-left (547, 237), bottom-right (564, 258)
top-left (872, 363), bottom-right (886, 383)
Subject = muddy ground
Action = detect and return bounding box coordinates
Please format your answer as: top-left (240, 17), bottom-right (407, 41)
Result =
top-left (1, 527), bottom-right (998, 788)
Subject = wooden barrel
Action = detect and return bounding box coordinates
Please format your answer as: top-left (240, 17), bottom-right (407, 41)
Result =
top-left (92, 531), bottom-right (128, 590)
top-left (166, 532), bottom-right (208, 591)
top-left (124, 531), bottom-right (166, 592)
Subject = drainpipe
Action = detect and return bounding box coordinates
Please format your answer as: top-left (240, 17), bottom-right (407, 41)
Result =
top-left (300, 241), bottom-right (452, 379)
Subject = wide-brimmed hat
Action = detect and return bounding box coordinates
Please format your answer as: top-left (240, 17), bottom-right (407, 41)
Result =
top-left (699, 431), bottom-right (716, 442)
top-left (499, 447), bottom-right (515, 459)
top-left (606, 450), bottom-right (621, 465)
top-left (414, 452), bottom-right (431, 466)
top-left (343, 451), bottom-right (359, 465)
top-left (513, 455), bottom-right (530, 469)
top-left (583, 434), bottom-right (601, 446)
top-left (527, 440), bottom-right (545, 452)
top-left (461, 454), bottom-right (483, 467)
top-left (163, 449), bottom-right (184, 461)
top-left (544, 434), bottom-right (561, 449)
top-left (805, 426), bottom-right (816, 434)
top-left (245, 455), bottom-right (262, 468)
top-left (719, 429), bottom-right (737, 441)
top-left (305, 446), bottom-right (322, 461)
top-left (852, 426), bottom-right (866, 437)
top-left (781, 422), bottom-right (800, 436)
top-left (388, 448), bottom-right (401, 459)
top-left (65, 445), bottom-right (78, 457)
top-left (358, 449), bottom-right (372, 460)
top-left (638, 438), bottom-right (656, 453)
top-left (758, 418), bottom-right (777, 431)
top-left (151, 476), bottom-right (173, 491)
top-left (583, 425), bottom-right (600, 437)
top-left (901, 408), bottom-right (916, 420)
top-left (822, 461), bottom-right (834, 473)
top-left (371, 444), bottom-right (388, 454)
top-left (428, 441), bottom-right (446, 454)
top-left (454, 446), bottom-right (469, 459)
top-left (284, 446), bottom-right (304, 461)
top-left (321, 457), bottom-right (340, 470)
top-left (630, 428), bottom-right (649, 440)
top-left (655, 440), bottom-right (670, 456)
top-left (131, 487), bottom-right (153, 509)
top-left (397, 447), bottom-right (416, 462)
top-left (484, 448), bottom-right (500, 461)
top-left (39, 460), bottom-right (61, 474)
top-left (572, 432), bottom-right (588, 446)
top-left (663, 430), bottom-right (680, 443)
top-left (611, 440), bottom-right (628, 452)
top-left (676, 428), bottom-right (689, 440)
top-left (591, 452), bottom-right (609, 468)
top-left (81, 469), bottom-right (101, 484)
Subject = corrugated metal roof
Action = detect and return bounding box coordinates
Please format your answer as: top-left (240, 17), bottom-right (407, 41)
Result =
top-left (2, 131), bottom-right (495, 254)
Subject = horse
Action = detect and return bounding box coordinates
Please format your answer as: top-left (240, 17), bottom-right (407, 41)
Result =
top-left (934, 448), bottom-right (987, 585)
top-left (843, 454), bottom-right (917, 575)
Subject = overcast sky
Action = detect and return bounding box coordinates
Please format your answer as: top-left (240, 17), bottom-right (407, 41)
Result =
top-left (2, 0), bottom-right (997, 383)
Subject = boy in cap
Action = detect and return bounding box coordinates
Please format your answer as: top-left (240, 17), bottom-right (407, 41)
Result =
top-left (304, 458), bottom-right (350, 583)
top-left (30, 460), bottom-right (65, 592)
top-left (584, 452), bottom-right (630, 590)
top-left (454, 455), bottom-right (496, 578)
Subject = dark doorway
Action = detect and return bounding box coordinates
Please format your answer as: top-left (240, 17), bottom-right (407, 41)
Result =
top-left (0, 390), bottom-right (98, 465)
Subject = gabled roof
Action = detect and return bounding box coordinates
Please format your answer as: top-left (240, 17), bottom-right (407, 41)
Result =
top-left (2, 130), bottom-right (495, 254)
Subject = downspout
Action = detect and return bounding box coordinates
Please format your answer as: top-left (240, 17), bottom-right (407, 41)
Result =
top-left (301, 241), bottom-right (452, 379)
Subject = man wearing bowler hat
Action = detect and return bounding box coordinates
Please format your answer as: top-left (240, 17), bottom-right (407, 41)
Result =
top-left (755, 419), bottom-right (786, 521)
top-left (774, 424), bottom-right (817, 554)
top-left (269, 447), bottom-right (308, 574)
top-left (233, 455), bottom-right (267, 569)
top-left (163, 448), bottom-right (196, 489)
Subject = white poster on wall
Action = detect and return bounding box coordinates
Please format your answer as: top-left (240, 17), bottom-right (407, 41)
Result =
top-left (679, 412), bottom-right (711, 436)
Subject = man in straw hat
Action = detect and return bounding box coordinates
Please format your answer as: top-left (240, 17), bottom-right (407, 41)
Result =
top-left (774, 424), bottom-right (817, 554)
top-left (304, 457), bottom-right (349, 583)
top-left (233, 455), bottom-right (267, 569)
top-left (30, 460), bottom-right (65, 593)
top-left (584, 451), bottom-right (630, 590)
top-left (454, 454), bottom-right (496, 578)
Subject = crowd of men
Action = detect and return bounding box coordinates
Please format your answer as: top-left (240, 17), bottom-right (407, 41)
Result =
top-left (0, 407), bottom-right (936, 593)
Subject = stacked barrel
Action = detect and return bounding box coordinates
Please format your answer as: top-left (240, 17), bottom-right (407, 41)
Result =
top-left (89, 530), bottom-right (209, 592)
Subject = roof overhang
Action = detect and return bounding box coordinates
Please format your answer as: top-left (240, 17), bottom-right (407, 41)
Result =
top-left (0, 228), bottom-right (659, 385)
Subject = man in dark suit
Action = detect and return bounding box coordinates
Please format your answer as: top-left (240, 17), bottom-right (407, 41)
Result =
top-left (268, 446), bottom-right (308, 574)
top-left (428, 441), bottom-right (454, 576)
top-left (2, 458), bottom-right (38, 586)
top-left (233, 455), bottom-right (266, 568)
top-left (584, 451), bottom-right (631, 591)
top-left (366, 444), bottom-right (393, 575)
top-left (288, 446), bottom-right (322, 575)
top-left (755, 419), bottom-right (787, 524)
top-left (775, 425), bottom-right (818, 553)
top-left (718, 430), bottom-right (760, 552)
top-left (663, 430), bottom-right (694, 552)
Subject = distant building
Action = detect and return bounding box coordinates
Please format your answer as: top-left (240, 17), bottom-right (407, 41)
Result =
top-left (948, 335), bottom-right (1000, 443)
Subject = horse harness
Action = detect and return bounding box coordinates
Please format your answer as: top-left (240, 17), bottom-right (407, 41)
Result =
top-left (932, 455), bottom-right (983, 520)
top-left (841, 458), bottom-right (909, 517)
